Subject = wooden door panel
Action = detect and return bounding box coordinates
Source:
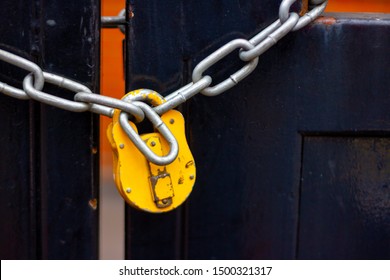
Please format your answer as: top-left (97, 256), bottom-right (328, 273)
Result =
top-left (298, 136), bottom-right (390, 259)
top-left (0, 0), bottom-right (100, 259)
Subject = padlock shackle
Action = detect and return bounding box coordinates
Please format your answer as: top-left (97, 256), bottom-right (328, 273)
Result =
top-left (119, 101), bottom-right (179, 166)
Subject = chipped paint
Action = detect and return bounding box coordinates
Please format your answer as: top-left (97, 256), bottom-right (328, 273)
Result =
top-left (300, 0), bottom-right (309, 16)
top-left (315, 16), bottom-right (337, 26)
top-left (88, 198), bottom-right (98, 210)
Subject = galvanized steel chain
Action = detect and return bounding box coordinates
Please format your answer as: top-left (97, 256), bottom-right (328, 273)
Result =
top-left (101, 8), bottom-right (126, 34)
top-left (0, 0), bottom-right (328, 164)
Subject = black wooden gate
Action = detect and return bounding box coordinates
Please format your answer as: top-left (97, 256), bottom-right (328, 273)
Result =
top-left (0, 0), bottom-right (99, 259)
top-left (125, 1), bottom-right (390, 259)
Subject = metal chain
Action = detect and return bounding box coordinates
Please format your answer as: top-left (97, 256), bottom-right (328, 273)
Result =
top-left (0, 0), bottom-right (328, 162)
top-left (101, 8), bottom-right (126, 34)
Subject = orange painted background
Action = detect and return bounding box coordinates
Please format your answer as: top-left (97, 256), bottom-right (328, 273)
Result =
top-left (100, 0), bottom-right (390, 167)
top-left (327, 0), bottom-right (390, 13)
top-left (101, 0), bottom-right (125, 169)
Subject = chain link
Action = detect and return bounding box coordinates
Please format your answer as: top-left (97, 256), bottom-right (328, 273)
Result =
top-left (192, 39), bottom-right (259, 96)
top-left (0, 49), bottom-right (45, 99)
top-left (74, 92), bottom-right (145, 121)
top-left (101, 8), bottom-right (126, 34)
top-left (120, 100), bottom-right (179, 166)
top-left (0, 0), bottom-right (327, 162)
top-left (153, 76), bottom-right (212, 115)
top-left (240, 12), bottom-right (300, 62)
top-left (293, 0), bottom-right (328, 31)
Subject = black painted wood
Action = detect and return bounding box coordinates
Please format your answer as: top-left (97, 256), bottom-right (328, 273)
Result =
top-left (125, 0), bottom-right (302, 260)
top-left (298, 136), bottom-right (390, 259)
top-left (39, 0), bottom-right (100, 260)
top-left (125, 0), bottom-right (303, 94)
top-left (188, 14), bottom-right (390, 260)
top-left (125, 0), bottom-right (390, 260)
top-left (0, 0), bottom-right (36, 260)
top-left (0, 0), bottom-right (100, 259)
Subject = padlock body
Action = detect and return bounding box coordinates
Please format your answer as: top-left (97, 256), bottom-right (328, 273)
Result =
top-left (109, 109), bottom-right (196, 213)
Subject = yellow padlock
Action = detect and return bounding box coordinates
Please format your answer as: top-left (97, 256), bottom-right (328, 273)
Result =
top-left (107, 89), bottom-right (196, 213)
